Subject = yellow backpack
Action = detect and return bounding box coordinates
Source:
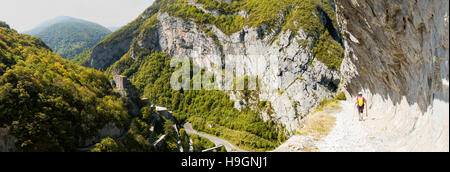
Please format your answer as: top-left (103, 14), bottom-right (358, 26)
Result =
top-left (358, 97), bottom-right (365, 107)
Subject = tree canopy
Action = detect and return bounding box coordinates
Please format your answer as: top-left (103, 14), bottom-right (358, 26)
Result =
top-left (27, 17), bottom-right (111, 60)
top-left (0, 25), bottom-right (129, 152)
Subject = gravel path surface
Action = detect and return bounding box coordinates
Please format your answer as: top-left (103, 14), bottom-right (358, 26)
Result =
top-left (184, 101), bottom-right (391, 152)
top-left (183, 123), bottom-right (249, 152)
top-left (317, 101), bottom-right (388, 152)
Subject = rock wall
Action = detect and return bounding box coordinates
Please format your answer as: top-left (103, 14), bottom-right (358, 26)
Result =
top-left (111, 75), bottom-right (142, 117)
top-left (86, 39), bottom-right (134, 70)
top-left (80, 122), bottom-right (123, 147)
top-left (336, 0), bottom-right (449, 151)
top-left (0, 127), bottom-right (16, 152)
top-left (139, 11), bottom-right (340, 133)
top-left (87, 0), bottom-right (343, 133)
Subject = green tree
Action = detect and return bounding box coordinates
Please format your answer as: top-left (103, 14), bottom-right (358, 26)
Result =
top-left (179, 128), bottom-right (190, 151)
top-left (141, 106), bottom-right (155, 123)
top-left (164, 120), bottom-right (176, 136)
top-left (0, 21), bottom-right (9, 28)
top-left (91, 137), bottom-right (119, 152)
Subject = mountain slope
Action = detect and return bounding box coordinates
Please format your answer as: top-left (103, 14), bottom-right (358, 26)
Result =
top-left (0, 23), bottom-right (129, 152)
top-left (108, 27), bottom-right (121, 32)
top-left (26, 16), bottom-right (111, 60)
top-left (82, 0), bottom-right (449, 152)
top-left (81, 0), bottom-right (345, 151)
top-left (25, 16), bottom-right (75, 35)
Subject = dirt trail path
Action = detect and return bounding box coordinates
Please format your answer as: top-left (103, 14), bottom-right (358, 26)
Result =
top-left (274, 101), bottom-right (390, 152)
top-left (184, 101), bottom-right (393, 152)
top-left (316, 101), bottom-right (389, 152)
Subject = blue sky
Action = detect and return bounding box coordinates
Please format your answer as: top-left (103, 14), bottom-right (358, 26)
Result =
top-left (0, 0), bottom-right (154, 32)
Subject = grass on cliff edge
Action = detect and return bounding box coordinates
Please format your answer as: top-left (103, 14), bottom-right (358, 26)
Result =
top-left (298, 111), bottom-right (336, 139)
top-left (298, 93), bottom-right (346, 139)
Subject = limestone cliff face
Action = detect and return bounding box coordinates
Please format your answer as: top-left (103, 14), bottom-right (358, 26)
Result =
top-left (336, 0), bottom-right (449, 151)
top-left (85, 1), bottom-right (342, 133)
top-left (155, 12), bottom-right (341, 132)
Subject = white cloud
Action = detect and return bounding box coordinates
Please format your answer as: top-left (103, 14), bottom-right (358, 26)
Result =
top-left (0, 0), bottom-right (154, 32)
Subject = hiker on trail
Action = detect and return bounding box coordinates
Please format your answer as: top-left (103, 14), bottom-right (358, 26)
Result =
top-left (355, 92), bottom-right (367, 121)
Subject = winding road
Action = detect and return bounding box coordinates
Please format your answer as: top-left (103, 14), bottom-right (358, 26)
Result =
top-left (183, 123), bottom-right (249, 152)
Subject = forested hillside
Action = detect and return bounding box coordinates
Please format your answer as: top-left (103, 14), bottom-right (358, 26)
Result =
top-left (0, 24), bottom-right (129, 151)
top-left (26, 17), bottom-right (111, 60)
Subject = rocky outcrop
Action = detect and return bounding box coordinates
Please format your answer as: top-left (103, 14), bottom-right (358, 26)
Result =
top-left (80, 122), bottom-right (124, 147)
top-left (86, 0), bottom-right (343, 134)
top-left (111, 75), bottom-right (142, 117)
top-left (336, 0), bottom-right (449, 151)
top-left (0, 127), bottom-right (16, 152)
top-left (99, 10), bottom-right (340, 133)
top-left (156, 11), bottom-right (341, 132)
top-left (86, 38), bottom-right (135, 70)
top-left (82, 1), bottom-right (448, 150)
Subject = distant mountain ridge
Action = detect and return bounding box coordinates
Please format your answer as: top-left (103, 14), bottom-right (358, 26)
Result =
top-left (108, 26), bottom-right (121, 32)
top-left (25, 16), bottom-right (111, 60)
top-left (24, 16), bottom-right (76, 35)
